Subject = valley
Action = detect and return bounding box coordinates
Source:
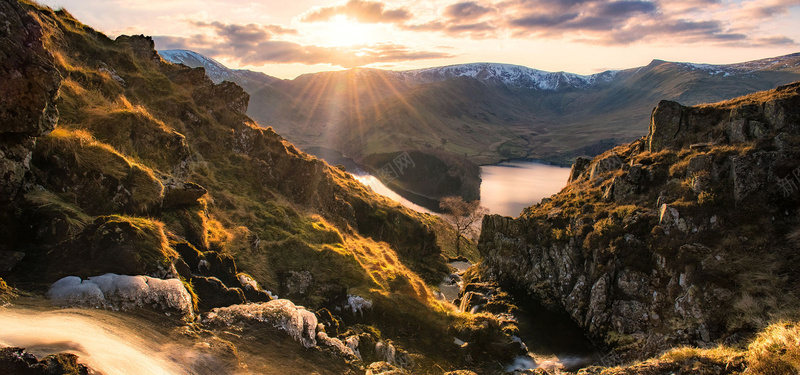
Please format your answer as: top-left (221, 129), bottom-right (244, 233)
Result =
top-left (162, 49), bottom-right (800, 202)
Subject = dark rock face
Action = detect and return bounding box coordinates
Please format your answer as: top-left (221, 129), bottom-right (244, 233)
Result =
top-left (0, 135), bottom-right (35, 201)
top-left (0, 0), bottom-right (60, 202)
top-left (192, 276), bottom-right (246, 310)
top-left (479, 82), bottom-right (800, 363)
top-left (0, 0), bottom-right (61, 136)
top-left (0, 347), bottom-right (89, 375)
top-left (31, 137), bottom-right (165, 216)
top-left (48, 215), bottom-right (175, 279)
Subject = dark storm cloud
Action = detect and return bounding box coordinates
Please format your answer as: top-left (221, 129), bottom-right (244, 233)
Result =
top-left (596, 1), bottom-right (657, 16)
top-left (509, 13), bottom-right (579, 28)
top-left (153, 21), bottom-right (452, 68)
top-left (300, 0), bottom-right (411, 23)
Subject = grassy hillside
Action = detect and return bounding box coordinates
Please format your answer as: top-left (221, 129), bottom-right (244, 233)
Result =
top-left (0, 1), bottom-right (509, 372)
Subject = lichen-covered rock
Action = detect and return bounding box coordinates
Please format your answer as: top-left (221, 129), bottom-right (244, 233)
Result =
top-left (647, 101), bottom-right (684, 152)
top-left (569, 157), bottom-right (592, 182)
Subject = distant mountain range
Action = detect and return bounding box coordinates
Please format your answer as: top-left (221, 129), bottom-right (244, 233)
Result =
top-left (161, 49), bottom-right (800, 170)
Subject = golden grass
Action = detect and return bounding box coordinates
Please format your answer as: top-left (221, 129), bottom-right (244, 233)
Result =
top-left (40, 128), bottom-right (130, 179)
top-left (747, 321), bottom-right (800, 374)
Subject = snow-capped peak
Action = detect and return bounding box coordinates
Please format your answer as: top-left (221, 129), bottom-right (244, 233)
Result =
top-left (399, 63), bottom-right (619, 91)
top-left (159, 49), bottom-right (235, 84)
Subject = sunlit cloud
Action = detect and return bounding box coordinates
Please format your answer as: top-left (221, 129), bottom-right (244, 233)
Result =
top-left (153, 20), bottom-right (453, 67)
top-left (300, 0), bottom-right (411, 23)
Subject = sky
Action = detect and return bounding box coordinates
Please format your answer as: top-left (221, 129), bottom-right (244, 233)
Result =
top-left (36, 0), bottom-right (800, 79)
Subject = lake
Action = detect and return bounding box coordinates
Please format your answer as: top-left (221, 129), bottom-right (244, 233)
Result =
top-left (352, 160), bottom-right (571, 217)
top-left (480, 161), bottom-right (572, 217)
top-left (351, 174), bottom-right (436, 214)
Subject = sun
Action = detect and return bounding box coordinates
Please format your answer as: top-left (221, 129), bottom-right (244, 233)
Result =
top-left (315, 15), bottom-right (381, 46)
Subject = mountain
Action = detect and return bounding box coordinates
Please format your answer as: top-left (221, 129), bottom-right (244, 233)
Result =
top-left (160, 49), bottom-right (281, 91)
top-left (164, 50), bottom-right (800, 202)
top-left (479, 81), bottom-right (800, 366)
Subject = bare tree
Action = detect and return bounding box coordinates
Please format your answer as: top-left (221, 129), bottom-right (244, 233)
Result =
top-left (439, 196), bottom-right (488, 256)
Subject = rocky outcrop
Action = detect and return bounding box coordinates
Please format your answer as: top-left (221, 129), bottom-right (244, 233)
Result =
top-left (45, 215), bottom-right (177, 279)
top-left (480, 82), bottom-right (800, 362)
top-left (0, 347), bottom-right (89, 375)
top-left (647, 83), bottom-right (800, 152)
top-left (0, 0), bottom-right (61, 203)
top-left (0, 0), bottom-right (61, 136)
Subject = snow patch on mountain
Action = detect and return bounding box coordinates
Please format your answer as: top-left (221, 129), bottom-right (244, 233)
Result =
top-left (401, 63), bottom-right (620, 91)
top-left (160, 49), bottom-right (235, 84)
top-left (160, 49), bottom-right (278, 87)
top-left (675, 53), bottom-right (800, 77)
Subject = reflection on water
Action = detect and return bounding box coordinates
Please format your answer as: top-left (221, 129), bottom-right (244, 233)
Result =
top-left (480, 161), bottom-right (571, 217)
top-left (351, 174), bottom-right (436, 214)
top-left (351, 161), bottom-right (571, 218)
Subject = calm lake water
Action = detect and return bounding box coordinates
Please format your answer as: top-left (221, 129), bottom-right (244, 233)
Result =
top-left (480, 161), bottom-right (571, 217)
top-left (351, 174), bottom-right (436, 214)
top-left (352, 161), bottom-right (571, 217)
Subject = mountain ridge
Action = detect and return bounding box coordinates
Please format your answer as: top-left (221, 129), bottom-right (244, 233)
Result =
top-left (163, 49), bottom-right (800, 91)
top-left (162, 49), bottom-right (800, 172)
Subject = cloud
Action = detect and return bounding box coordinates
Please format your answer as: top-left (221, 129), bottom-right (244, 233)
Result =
top-left (443, 2), bottom-right (496, 20)
top-left (596, 1), bottom-right (657, 17)
top-left (401, 1), bottom-right (500, 38)
top-left (732, 0), bottom-right (800, 19)
top-left (154, 21), bottom-right (452, 68)
top-left (300, 0), bottom-right (411, 23)
top-left (406, 0), bottom-right (799, 46)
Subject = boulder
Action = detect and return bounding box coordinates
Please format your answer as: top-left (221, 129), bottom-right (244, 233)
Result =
top-left (162, 178), bottom-right (207, 207)
top-left (0, 347), bottom-right (89, 375)
top-left (588, 154), bottom-right (623, 180)
top-left (281, 270), bottom-right (314, 299)
top-left (731, 151), bottom-right (779, 202)
top-left (648, 100), bottom-right (684, 152)
top-left (569, 156), bottom-right (592, 182)
top-left (51, 215), bottom-right (176, 279)
top-left (192, 276), bottom-right (246, 310)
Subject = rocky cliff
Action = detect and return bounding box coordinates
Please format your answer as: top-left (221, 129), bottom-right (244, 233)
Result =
top-left (479, 82), bottom-right (800, 362)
